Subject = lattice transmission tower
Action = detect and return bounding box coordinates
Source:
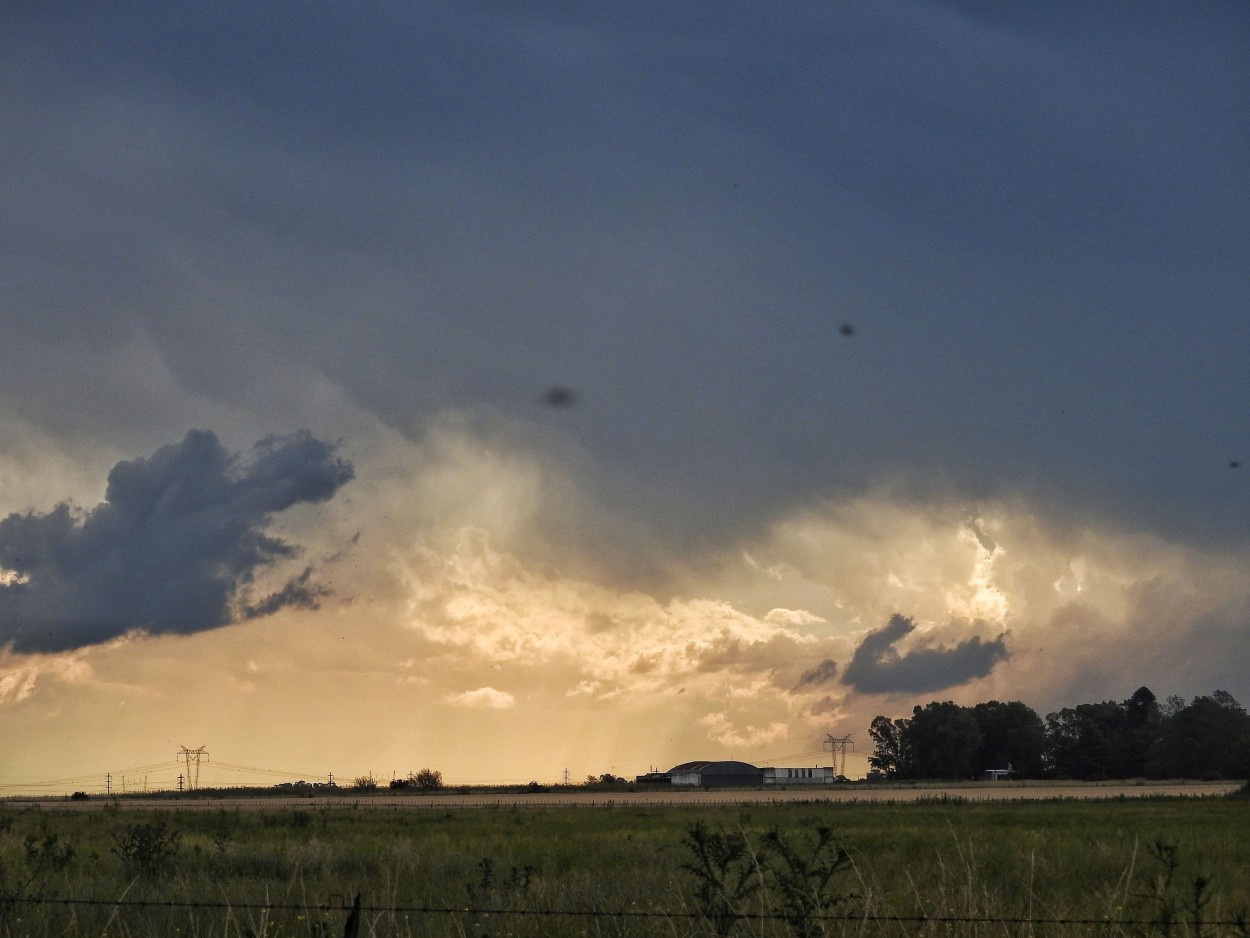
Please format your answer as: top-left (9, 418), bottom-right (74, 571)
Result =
top-left (177, 745), bottom-right (210, 790)
top-left (823, 734), bottom-right (854, 777)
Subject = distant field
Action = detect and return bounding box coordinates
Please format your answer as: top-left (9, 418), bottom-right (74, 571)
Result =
top-left (2, 785), bottom-right (1247, 936)
top-left (3, 778), bottom-right (1239, 810)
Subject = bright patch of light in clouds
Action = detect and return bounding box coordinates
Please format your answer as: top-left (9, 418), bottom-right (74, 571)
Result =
top-left (399, 525), bottom-right (819, 700)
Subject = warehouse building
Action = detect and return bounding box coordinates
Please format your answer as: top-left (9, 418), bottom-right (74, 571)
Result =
top-left (668, 760), bottom-right (763, 787)
top-left (762, 766), bottom-right (834, 785)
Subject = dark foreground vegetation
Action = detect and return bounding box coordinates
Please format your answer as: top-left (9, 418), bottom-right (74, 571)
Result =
top-left (868, 687), bottom-right (1250, 781)
top-left (2, 790), bottom-right (1249, 936)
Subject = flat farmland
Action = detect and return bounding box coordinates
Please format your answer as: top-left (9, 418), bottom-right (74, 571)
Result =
top-left (2, 785), bottom-right (1247, 936)
top-left (5, 779), bottom-right (1239, 810)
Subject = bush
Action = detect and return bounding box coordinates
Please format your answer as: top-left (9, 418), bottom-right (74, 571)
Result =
top-left (24, 827), bottom-right (76, 876)
top-left (414, 768), bottom-right (444, 791)
top-left (760, 825), bottom-right (854, 935)
top-left (680, 820), bottom-right (856, 937)
top-left (111, 820), bottom-right (179, 879)
top-left (681, 820), bottom-right (759, 937)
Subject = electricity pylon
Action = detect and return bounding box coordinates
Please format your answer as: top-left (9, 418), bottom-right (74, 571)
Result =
top-left (177, 745), bottom-right (209, 790)
top-left (823, 734), bottom-right (854, 777)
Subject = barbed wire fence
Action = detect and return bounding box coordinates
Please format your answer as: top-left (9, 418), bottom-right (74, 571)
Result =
top-left (3, 893), bottom-right (1249, 936)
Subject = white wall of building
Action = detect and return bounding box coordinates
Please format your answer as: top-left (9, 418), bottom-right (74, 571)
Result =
top-left (762, 766), bottom-right (834, 785)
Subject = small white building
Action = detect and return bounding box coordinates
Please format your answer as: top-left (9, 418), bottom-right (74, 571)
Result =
top-left (762, 766), bottom-right (834, 785)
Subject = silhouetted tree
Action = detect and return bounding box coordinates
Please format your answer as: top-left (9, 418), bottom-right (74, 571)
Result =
top-left (867, 715), bottom-right (908, 778)
top-left (1046, 702), bottom-right (1125, 779)
top-left (903, 702), bottom-right (982, 779)
top-left (970, 700), bottom-right (1047, 777)
top-left (1119, 686), bottom-right (1163, 777)
top-left (1147, 691), bottom-right (1250, 779)
top-left (872, 686), bottom-right (1249, 784)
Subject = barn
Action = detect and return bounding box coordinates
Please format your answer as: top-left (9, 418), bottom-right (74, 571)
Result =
top-left (668, 760), bottom-right (763, 787)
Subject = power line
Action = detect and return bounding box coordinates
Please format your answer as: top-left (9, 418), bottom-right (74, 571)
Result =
top-left (824, 734), bottom-right (855, 776)
top-left (208, 761), bottom-right (332, 780)
top-left (177, 745), bottom-right (209, 790)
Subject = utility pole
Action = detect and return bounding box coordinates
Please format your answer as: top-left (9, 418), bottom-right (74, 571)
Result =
top-left (823, 734), bottom-right (855, 777)
top-left (106, 772), bottom-right (112, 796)
top-left (177, 774), bottom-right (184, 793)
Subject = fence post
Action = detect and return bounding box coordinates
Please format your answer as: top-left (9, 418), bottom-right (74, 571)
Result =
top-left (342, 893), bottom-right (362, 938)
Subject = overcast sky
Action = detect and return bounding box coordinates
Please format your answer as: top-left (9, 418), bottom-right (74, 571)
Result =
top-left (2, 1), bottom-right (1248, 788)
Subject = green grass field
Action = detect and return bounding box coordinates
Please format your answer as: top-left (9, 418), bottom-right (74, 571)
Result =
top-left (2, 794), bottom-right (1248, 936)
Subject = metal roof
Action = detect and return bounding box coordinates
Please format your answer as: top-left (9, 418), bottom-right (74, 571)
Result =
top-left (668, 760), bottom-right (760, 774)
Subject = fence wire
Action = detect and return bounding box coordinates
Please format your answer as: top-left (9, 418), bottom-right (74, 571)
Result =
top-left (2, 893), bottom-right (1247, 930)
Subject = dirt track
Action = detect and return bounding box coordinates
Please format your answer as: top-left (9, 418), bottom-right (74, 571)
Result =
top-left (6, 781), bottom-right (1240, 810)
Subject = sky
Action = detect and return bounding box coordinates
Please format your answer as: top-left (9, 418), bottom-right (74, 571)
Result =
top-left (2, 1), bottom-right (1248, 790)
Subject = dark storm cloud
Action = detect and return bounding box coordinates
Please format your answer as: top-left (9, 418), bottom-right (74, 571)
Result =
top-left (794, 658), bottom-right (838, 690)
top-left (0, 430), bottom-right (353, 653)
top-left (1, 0), bottom-right (1248, 563)
top-left (842, 614), bottom-right (1007, 695)
top-left (241, 566), bottom-right (327, 620)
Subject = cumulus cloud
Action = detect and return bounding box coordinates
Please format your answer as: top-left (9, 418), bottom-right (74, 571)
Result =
top-left (446, 686), bottom-right (516, 709)
top-left (399, 526), bottom-right (823, 700)
top-left (699, 712), bottom-right (790, 748)
top-left (842, 614), bottom-right (1008, 695)
top-left (0, 430), bottom-right (352, 653)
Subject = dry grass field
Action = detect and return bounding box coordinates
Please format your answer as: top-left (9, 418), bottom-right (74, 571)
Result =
top-left (2, 782), bottom-right (1247, 936)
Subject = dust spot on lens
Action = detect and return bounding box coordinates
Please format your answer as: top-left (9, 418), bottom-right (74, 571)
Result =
top-left (543, 386), bottom-right (578, 407)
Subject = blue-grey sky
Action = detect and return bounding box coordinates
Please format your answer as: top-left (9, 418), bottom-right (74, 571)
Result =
top-left (1, 1), bottom-right (1248, 785)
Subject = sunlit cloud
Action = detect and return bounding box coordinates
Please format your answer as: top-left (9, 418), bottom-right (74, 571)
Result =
top-left (700, 712), bottom-right (790, 748)
top-left (446, 686), bottom-right (516, 709)
top-left (765, 608), bottom-right (827, 627)
top-left (396, 525), bottom-right (821, 703)
top-left (5, 424), bottom-right (1250, 784)
top-left (0, 569), bottom-right (30, 587)
top-left (0, 652), bottom-right (93, 704)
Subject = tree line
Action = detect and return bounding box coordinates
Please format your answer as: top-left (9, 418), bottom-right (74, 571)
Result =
top-left (867, 687), bottom-right (1250, 781)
